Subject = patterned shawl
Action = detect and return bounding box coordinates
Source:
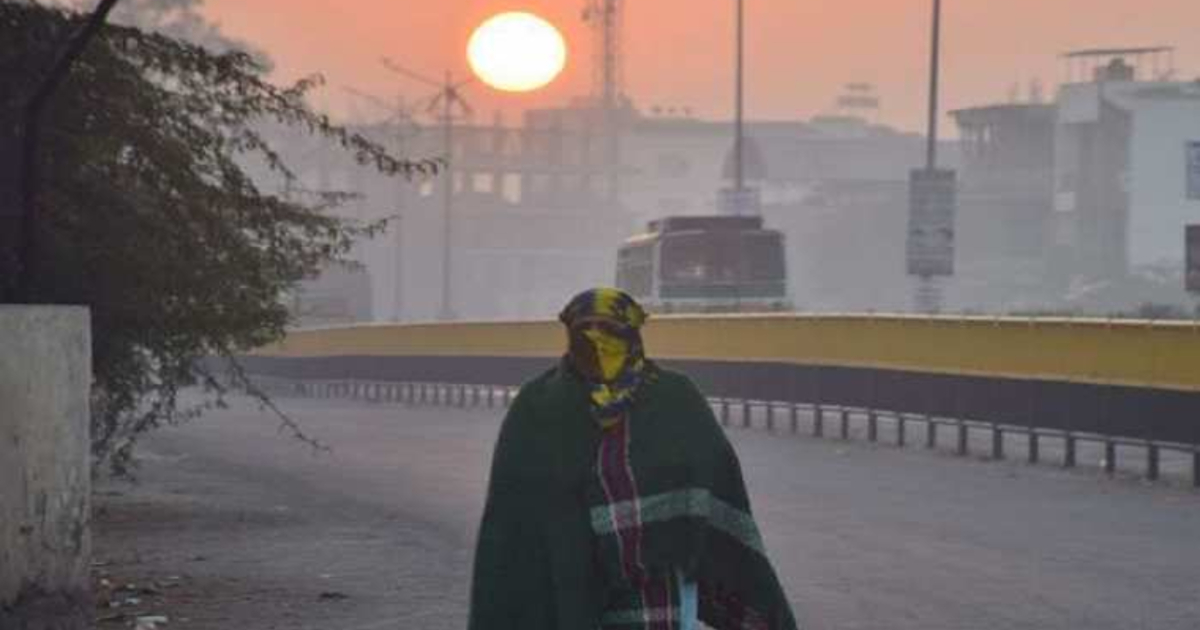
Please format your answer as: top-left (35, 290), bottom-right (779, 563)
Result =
top-left (558, 290), bottom-right (798, 630)
top-left (467, 365), bottom-right (798, 630)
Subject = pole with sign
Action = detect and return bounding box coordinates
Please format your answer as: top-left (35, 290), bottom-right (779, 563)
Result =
top-left (1187, 225), bottom-right (1200, 294)
top-left (907, 168), bottom-right (957, 278)
top-left (907, 0), bottom-right (955, 313)
top-left (1187, 141), bottom-right (1200, 201)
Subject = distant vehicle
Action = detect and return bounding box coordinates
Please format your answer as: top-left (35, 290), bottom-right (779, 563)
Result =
top-left (289, 264), bottom-right (373, 327)
top-left (615, 215), bottom-right (790, 313)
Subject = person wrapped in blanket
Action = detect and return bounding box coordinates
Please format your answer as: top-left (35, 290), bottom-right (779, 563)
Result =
top-left (467, 287), bottom-right (799, 630)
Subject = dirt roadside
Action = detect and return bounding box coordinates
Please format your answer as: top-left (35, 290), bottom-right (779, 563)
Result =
top-left (90, 442), bottom-right (472, 630)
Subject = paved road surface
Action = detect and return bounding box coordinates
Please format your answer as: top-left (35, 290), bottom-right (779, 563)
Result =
top-left (99, 394), bottom-right (1200, 630)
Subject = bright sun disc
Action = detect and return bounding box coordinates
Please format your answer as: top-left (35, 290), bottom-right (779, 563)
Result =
top-left (468, 12), bottom-right (566, 92)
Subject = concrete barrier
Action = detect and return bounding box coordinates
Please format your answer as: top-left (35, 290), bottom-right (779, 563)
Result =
top-left (0, 306), bottom-right (91, 630)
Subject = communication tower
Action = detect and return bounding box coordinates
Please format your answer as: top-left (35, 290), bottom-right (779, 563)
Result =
top-left (582, 0), bottom-right (624, 108)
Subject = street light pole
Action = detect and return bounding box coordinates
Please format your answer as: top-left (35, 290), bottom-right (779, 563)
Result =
top-left (439, 71), bottom-right (456, 321)
top-left (8, 0), bottom-right (122, 302)
top-left (380, 58), bottom-right (471, 321)
top-left (916, 0), bottom-right (945, 314)
top-left (734, 0), bottom-right (745, 194)
top-left (925, 0), bottom-right (942, 171)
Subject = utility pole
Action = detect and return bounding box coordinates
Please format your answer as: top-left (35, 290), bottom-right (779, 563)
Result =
top-left (910, 0), bottom-right (951, 315)
top-left (341, 86), bottom-right (419, 321)
top-left (734, 0), bottom-right (745, 194)
top-left (8, 0), bottom-right (123, 302)
top-left (925, 0), bottom-right (942, 172)
top-left (381, 59), bottom-right (472, 321)
top-left (439, 71), bottom-right (455, 321)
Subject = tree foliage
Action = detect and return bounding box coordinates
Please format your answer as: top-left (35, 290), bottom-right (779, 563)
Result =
top-left (1, 2), bottom-right (437, 472)
top-left (107, 0), bottom-right (272, 68)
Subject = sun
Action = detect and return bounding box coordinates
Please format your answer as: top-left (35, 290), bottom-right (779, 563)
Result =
top-left (468, 12), bottom-right (566, 93)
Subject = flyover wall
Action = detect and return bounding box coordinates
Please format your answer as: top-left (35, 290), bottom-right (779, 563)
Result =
top-left (243, 314), bottom-right (1200, 484)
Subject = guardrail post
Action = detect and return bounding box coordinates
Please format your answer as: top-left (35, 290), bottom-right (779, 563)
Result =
top-left (1064, 433), bottom-right (1076, 468)
top-left (840, 408), bottom-right (850, 440)
top-left (957, 420), bottom-right (968, 456)
top-left (1146, 444), bottom-right (1159, 481)
top-left (1028, 431), bottom-right (1039, 464)
top-left (1193, 451), bottom-right (1199, 488)
top-left (813, 405), bottom-right (824, 438)
top-left (991, 425), bottom-right (1004, 460)
top-left (720, 399), bottom-right (730, 426)
top-left (502, 387), bottom-right (512, 407)
top-left (867, 410), bottom-right (878, 442)
top-left (742, 400), bottom-right (751, 429)
top-left (487, 386), bottom-right (495, 408)
top-left (926, 417), bottom-right (937, 449)
top-left (897, 414), bottom-right (906, 447)
top-left (1104, 441), bottom-right (1116, 476)
top-left (458, 385), bottom-right (466, 408)
top-left (766, 403), bottom-right (775, 432)
top-left (789, 404), bottom-right (799, 434)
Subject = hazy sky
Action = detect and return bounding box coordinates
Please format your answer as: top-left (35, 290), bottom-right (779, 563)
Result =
top-left (201, 0), bottom-right (1200, 131)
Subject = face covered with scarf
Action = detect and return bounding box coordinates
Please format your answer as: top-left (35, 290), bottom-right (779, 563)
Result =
top-left (559, 288), bottom-right (656, 427)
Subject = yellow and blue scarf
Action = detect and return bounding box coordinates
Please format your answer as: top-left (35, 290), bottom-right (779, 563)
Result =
top-left (559, 288), bottom-right (658, 429)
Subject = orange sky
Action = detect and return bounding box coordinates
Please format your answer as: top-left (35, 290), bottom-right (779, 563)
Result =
top-left (202, 0), bottom-right (1200, 131)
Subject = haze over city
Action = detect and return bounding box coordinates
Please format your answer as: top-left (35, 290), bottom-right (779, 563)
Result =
top-left (200, 0), bottom-right (1200, 129)
top-left (5, 3), bottom-right (1200, 630)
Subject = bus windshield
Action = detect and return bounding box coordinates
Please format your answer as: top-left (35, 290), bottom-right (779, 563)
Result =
top-left (659, 232), bottom-right (784, 284)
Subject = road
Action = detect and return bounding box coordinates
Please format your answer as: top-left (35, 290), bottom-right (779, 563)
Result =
top-left (94, 394), bottom-right (1200, 630)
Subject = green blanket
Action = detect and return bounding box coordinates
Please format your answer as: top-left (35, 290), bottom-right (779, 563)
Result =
top-left (468, 363), bottom-right (798, 630)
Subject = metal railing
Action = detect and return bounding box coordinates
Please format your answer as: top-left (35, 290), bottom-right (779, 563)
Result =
top-left (246, 374), bottom-right (1200, 489)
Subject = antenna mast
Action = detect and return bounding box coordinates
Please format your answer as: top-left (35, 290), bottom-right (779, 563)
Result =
top-left (584, 0), bottom-right (623, 108)
top-left (583, 0), bottom-right (624, 203)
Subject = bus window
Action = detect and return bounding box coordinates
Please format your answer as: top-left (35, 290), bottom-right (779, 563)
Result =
top-left (661, 233), bottom-right (740, 283)
top-left (742, 233), bottom-right (785, 281)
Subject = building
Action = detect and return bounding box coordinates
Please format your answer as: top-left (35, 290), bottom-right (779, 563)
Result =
top-left (950, 47), bottom-right (1200, 312)
top-left (270, 85), bottom-right (956, 320)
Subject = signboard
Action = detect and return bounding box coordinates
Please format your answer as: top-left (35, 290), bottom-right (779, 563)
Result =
top-left (1188, 141), bottom-right (1200, 200)
top-left (1187, 225), bottom-right (1200, 294)
top-left (906, 168), bottom-right (957, 277)
top-left (718, 186), bottom-right (762, 216)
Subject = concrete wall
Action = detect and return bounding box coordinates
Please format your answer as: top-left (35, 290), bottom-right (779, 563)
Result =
top-left (0, 306), bottom-right (91, 629)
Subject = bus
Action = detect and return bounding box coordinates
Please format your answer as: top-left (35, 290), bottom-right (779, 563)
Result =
top-left (615, 215), bottom-right (790, 313)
